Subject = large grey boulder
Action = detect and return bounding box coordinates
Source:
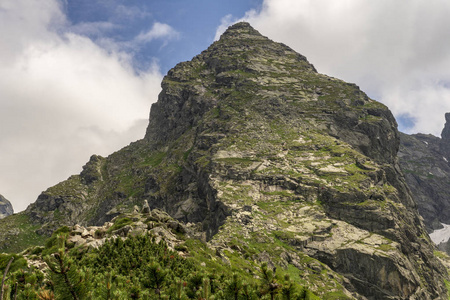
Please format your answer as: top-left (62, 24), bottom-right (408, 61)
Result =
top-left (0, 194), bottom-right (13, 219)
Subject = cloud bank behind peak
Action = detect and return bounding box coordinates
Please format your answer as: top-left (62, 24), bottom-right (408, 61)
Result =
top-left (0, 0), bottom-right (164, 211)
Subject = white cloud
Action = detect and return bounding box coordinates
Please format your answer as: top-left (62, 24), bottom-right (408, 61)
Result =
top-left (220, 0), bottom-right (450, 135)
top-left (135, 22), bottom-right (179, 44)
top-left (0, 0), bottom-right (163, 212)
top-left (215, 14), bottom-right (238, 41)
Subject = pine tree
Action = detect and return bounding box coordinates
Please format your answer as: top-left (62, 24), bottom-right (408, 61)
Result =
top-left (92, 271), bottom-right (116, 300)
top-left (144, 261), bottom-right (168, 298)
top-left (169, 278), bottom-right (187, 300)
top-left (186, 273), bottom-right (203, 299)
top-left (280, 274), bottom-right (297, 300)
top-left (44, 234), bottom-right (90, 300)
top-left (259, 263), bottom-right (280, 300)
top-left (197, 278), bottom-right (211, 300)
top-left (224, 273), bottom-right (242, 300)
top-left (240, 281), bottom-right (257, 300)
top-left (0, 257), bottom-right (14, 300)
top-left (2, 283), bottom-right (11, 300)
top-left (17, 283), bottom-right (37, 300)
top-left (10, 269), bottom-right (27, 300)
top-left (129, 285), bottom-right (140, 299)
top-left (36, 289), bottom-right (55, 300)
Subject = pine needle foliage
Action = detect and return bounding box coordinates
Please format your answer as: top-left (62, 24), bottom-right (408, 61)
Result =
top-left (1, 224), bottom-right (318, 299)
top-left (44, 234), bottom-right (90, 300)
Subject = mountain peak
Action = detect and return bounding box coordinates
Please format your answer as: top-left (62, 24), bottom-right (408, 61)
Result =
top-left (218, 21), bottom-right (264, 40)
top-left (202, 21), bottom-right (316, 74)
top-left (210, 22), bottom-right (315, 71)
top-left (145, 22), bottom-right (318, 146)
top-left (225, 21), bottom-right (253, 30)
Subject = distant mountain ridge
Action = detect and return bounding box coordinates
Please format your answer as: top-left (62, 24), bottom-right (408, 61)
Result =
top-left (399, 113), bottom-right (450, 253)
top-left (0, 194), bottom-right (13, 219)
top-left (0, 22), bottom-right (448, 299)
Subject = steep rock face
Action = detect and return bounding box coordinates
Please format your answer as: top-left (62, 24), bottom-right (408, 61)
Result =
top-left (399, 130), bottom-right (450, 232)
top-left (0, 194), bottom-right (13, 219)
top-left (400, 114), bottom-right (450, 223)
top-left (3, 22), bottom-right (447, 298)
top-left (398, 113), bottom-right (450, 256)
top-left (440, 113), bottom-right (450, 153)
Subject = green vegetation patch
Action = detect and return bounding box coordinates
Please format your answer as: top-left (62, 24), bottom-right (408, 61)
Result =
top-left (140, 151), bottom-right (167, 167)
top-left (0, 213), bottom-right (45, 253)
top-left (106, 217), bottom-right (133, 233)
top-left (1, 226), bottom-right (322, 299)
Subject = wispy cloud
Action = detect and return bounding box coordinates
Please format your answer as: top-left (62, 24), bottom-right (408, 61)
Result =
top-left (69, 21), bottom-right (119, 37)
top-left (134, 22), bottom-right (180, 45)
top-left (114, 5), bottom-right (152, 20)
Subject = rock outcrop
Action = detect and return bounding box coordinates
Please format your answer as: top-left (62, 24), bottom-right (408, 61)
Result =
top-left (440, 113), bottom-right (450, 156)
top-left (0, 194), bottom-right (13, 219)
top-left (0, 22), bottom-right (447, 299)
top-left (66, 208), bottom-right (186, 250)
top-left (24, 208), bottom-right (190, 272)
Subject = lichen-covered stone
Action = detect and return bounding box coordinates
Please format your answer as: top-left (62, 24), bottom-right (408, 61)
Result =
top-left (141, 199), bottom-right (150, 214)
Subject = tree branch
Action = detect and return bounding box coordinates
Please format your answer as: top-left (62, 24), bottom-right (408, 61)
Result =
top-left (0, 257), bottom-right (14, 300)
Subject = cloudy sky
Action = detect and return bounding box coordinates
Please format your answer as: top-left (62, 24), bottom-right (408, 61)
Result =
top-left (2, 0), bottom-right (450, 212)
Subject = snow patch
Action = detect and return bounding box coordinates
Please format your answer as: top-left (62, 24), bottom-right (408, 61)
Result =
top-left (430, 223), bottom-right (450, 245)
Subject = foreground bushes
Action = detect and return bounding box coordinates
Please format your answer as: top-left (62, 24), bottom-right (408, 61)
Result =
top-left (1, 232), bottom-right (318, 299)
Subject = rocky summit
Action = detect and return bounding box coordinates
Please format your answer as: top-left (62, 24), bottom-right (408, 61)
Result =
top-left (0, 194), bottom-right (13, 219)
top-left (0, 22), bottom-right (448, 299)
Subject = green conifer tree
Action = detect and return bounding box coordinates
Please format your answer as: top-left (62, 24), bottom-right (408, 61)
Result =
top-left (167, 278), bottom-right (187, 300)
top-left (36, 289), bottom-right (55, 300)
top-left (224, 273), bottom-right (242, 300)
top-left (2, 284), bottom-right (11, 300)
top-left (0, 257), bottom-right (14, 300)
top-left (129, 285), bottom-right (140, 299)
top-left (92, 271), bottom-right (117, 300)
top-left (259, 264), bottom-right (280, 300)
top-left (16, 283), bottom-right (37, 300)
top-left (240, 281), bottom-right (257, 300)
top-left (280, 274), bottom-right (298, 300)
top-left (44, 234), bottom-right (90, 300)
top-left (144, 261), bottom-right (168, 298)
top-left (197, 278), bottom-right (212, 300)
top-left (186, 273), bottom-right (203, 299)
